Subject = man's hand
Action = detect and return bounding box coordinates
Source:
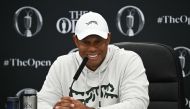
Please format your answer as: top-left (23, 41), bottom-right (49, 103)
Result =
top-left (53, 96), bottom-right (93, 109)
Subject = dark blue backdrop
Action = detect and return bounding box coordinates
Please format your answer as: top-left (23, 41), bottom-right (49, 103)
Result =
top-left (1, 0), bottom-right (190, 109)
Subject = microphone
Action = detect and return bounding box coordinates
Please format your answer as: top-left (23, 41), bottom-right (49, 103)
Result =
top-left (73, 57), bottom-right (88, 80)
top-left (69, 57), bottom-right (88, 97)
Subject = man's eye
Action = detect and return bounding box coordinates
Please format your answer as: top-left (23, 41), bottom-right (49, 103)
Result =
top-left (81, 41), bottom-right (89, 45)
top-left (96, 40), bottom-right (101, 43)
top-left (96, 39), bottom-right (105, 44)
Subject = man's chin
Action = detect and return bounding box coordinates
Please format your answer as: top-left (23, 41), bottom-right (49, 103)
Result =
top-left (87, 62), bottom-right (100, 69)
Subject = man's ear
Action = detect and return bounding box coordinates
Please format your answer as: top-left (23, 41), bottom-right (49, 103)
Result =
top-left (106, 33), bottom-right (111, 44)
top-left (72, 35), bottom-right (79, 47)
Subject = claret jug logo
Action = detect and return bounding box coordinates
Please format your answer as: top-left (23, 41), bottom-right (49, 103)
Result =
top-left (186, 97), bottom-right (190, 108)
top-left (116, 6), bottom-right (145, 37)
top-left (14, 6), bottom-right (43, 37)
top-left (174, 46), bottom-right (190, 78)
top-left (56, 11), bottom-right (88, 34)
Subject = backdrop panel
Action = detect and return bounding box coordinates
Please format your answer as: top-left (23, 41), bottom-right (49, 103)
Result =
top-left (1, 0), bottom-right (190, 109)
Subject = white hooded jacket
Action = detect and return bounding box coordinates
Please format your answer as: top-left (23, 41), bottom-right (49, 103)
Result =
top-left (37, 45), bottom-right (149, 109)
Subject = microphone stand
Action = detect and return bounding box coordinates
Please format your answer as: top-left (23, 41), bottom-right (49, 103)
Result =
top-left (69, 57), bottom-right (88, 97)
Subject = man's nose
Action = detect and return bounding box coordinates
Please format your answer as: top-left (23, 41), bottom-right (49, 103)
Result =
top-left (87, 44), bottom-right (98, 52)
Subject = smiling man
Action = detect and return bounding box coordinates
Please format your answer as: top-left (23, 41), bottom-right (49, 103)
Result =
top-left (73, 34), bottom-right (110, 71)
top-left (38, 11), bottom-right (149, 109)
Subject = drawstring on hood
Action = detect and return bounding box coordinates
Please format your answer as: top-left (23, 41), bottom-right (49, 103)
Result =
top-left (98, 70), bottom-right (101, 107)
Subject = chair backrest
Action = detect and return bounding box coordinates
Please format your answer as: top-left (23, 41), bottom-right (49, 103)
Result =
top-left (113, 42), bottom-right (184, 109)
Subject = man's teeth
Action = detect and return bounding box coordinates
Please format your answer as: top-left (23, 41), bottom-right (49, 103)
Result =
top-left (88, 54), bottom-right (97, 58)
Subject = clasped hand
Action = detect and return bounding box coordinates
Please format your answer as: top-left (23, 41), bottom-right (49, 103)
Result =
top-left (53, 96), bottom-right (92, 109)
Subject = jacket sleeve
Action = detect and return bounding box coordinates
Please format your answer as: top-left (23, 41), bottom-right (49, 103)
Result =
top-left (37, 59), bottom-right (63, 109)
top-left (101, 52), bottom-right (149, 109)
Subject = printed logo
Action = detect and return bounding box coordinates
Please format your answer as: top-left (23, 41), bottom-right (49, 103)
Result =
top-left (174, 46), bottom-right (190, 77)
top-left (157, 15), bottom-right (190, 25)
top-left (86, 21), bottom-right (98, 25)
top-left (70, 83), bottom-right (118, 103)
top-left (14, 6), bottom-right (43, 37)
top-left (116, 5), bottom-right (145, 37)
top-left (185, 97), bottom-right (190, 108)
top-left (3, 58), bottom-right (51, 69)
top-left (56, 11), bottom-right (88, 34)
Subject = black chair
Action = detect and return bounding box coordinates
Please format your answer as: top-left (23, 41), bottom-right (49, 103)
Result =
top-left (113, 42), bottom-right (185, 109)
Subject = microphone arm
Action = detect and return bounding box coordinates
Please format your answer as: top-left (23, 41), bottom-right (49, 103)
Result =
top-left (69, 57), bottom-right (88, 97)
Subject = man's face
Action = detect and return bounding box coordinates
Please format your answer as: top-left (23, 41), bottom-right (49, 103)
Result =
top-left (73, 34), bottom-right (110, 71)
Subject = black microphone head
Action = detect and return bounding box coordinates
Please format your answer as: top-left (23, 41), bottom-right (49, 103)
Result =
top-left (73, 57), bottom-right (88, 80)
top-left (82, 57), bottom-right (88, 63)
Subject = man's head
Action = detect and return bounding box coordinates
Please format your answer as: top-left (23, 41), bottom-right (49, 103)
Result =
top-left (73, 11), bottom-right (111, 71)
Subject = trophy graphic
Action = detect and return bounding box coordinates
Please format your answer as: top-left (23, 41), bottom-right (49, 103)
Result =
top-left (174, 46), bottom-right (190, 78)
top-left (116, 5), bottom-right (145, 37)
top-left (61, 20), bottom-right (67, 33)
top-left (24, 10), bottom-right (33, 37)
top-left (126, 9), bottom-right (135, 37)
top-left (178, 50), bottom-right (187, 77)
top-left (14, 6), bottom-right (43, 37)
